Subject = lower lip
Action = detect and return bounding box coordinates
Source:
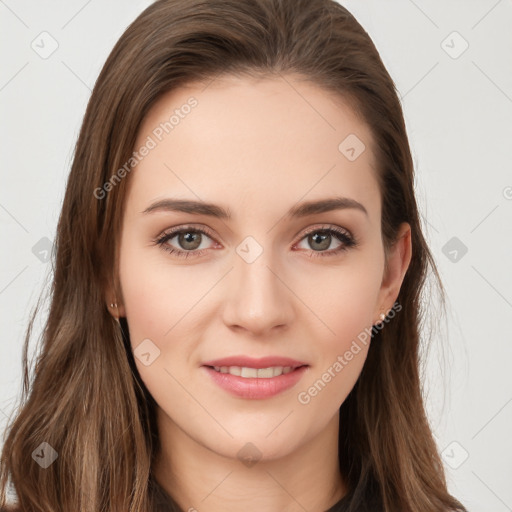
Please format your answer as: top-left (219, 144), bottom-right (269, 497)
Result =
top-left (202, 365), bottom-right (309, 399)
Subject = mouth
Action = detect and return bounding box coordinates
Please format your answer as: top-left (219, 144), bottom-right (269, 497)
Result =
top-left (201, 358), bottom-right (310, 399)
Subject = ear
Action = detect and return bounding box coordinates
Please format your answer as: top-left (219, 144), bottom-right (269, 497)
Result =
top-left (105, 279), bottom-right (126, 319)
top-left (374, 222), bottom-right (412, 322)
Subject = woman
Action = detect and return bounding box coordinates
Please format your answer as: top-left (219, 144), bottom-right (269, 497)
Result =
top-left (0, 0), bottom-right (468, 511)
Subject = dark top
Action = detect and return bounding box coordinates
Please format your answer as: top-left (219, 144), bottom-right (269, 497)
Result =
top-left (151, 476), bottom-right (370, 512)
top-left (1, 481), bottom-right (370, 512)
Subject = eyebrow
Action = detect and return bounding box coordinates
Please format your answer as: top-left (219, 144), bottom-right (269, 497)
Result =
top-left (142, 196), bottom-right (368, 218)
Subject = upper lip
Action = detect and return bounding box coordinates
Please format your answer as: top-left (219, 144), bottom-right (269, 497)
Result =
top-left (202, 356), bottom-right (308, 369)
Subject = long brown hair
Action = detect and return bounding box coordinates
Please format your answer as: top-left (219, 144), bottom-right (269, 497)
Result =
top-left (0, 1), bottom-right (467, 511)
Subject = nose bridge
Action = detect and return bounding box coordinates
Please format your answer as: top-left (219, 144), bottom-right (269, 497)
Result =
top-left (222, 235), bottom-right (294, 333)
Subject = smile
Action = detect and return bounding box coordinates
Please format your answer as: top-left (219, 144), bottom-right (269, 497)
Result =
top-left (210, 365), bottom-right (296, 378)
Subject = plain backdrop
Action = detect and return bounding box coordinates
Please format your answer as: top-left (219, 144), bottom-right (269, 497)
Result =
top-left (1, 1), bottom-right (511, 510)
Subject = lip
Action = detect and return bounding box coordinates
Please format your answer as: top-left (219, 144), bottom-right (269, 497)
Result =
top-left (202, 355), bottom-right (308, 369)
top-left (201, 356), bottom-right (309, 400)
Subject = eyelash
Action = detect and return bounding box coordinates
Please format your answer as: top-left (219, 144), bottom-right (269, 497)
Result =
top-left (153, 224), bottom-right (357, 259)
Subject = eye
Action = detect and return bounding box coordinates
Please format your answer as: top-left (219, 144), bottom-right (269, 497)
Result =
top-left (294, 225), bottom-right (357, 258)
top-left (153, 225), bottom-right (219, 259)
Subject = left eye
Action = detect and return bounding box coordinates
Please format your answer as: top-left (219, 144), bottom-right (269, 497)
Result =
top-left (154, 226), bottom-right (217, 258)
top-left (154, 224), bottom-right (357, 259)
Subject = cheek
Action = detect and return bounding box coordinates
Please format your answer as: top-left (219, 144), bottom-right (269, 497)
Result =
top-left (118, 240), bottom-right (199, 340)
top-left (303, 256), bottom-right (383, 342)
top-left (118, 245), bottom-right (199, 407)
top-left (295, 253), bottom-right (383, 398)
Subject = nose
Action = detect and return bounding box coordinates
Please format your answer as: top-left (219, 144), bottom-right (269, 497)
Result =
top-left (221, 247), bottom-right (295, 337)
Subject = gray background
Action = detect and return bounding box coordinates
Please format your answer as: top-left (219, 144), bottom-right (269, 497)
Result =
top-left (1, 1), bottom-right (511, 510)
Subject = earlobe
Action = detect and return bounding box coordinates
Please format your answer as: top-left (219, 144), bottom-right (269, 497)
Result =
top-left (374, 222), bottom-right (412, 323)
top-left (107, 300), bottom-right (126, 319)
top-left (105, 276), bottom-right (126, 319)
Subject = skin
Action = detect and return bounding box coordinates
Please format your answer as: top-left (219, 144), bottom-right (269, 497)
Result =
top-left (108, 73), bottom-right (411, 512)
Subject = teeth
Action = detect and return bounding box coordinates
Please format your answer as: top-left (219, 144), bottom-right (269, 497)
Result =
top-left (241, 367), bottom-right (258, 378)
top-left (212, 365), bottom-right (296, 378)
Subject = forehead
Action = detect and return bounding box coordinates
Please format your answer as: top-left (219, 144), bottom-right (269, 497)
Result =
top-left (128, 73), bottom-right (380, 223)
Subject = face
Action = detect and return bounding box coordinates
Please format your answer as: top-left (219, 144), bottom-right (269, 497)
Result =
top-left (113, 74), bottom-right (409, 463)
